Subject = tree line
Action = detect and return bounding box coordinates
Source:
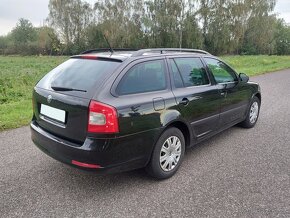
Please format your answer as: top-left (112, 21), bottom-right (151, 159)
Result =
top-left (0, 0), bottom-right (290, 56)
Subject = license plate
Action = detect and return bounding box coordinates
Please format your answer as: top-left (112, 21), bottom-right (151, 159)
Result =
top-left (40, 104), bottom-right (66, 123)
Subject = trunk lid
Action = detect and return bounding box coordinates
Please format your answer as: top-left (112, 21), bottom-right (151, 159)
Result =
top-left (32, 57), bottom-right (121, 144)
top-left (33, 87), bottom-right (90, 144)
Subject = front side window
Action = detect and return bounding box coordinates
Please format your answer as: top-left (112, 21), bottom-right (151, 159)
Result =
top-left (117, 60), bottom-right (166, 95)
top-left (171, 58), bottom-right (210, 87)
top-left (204, 58), bottom-right (237, 84)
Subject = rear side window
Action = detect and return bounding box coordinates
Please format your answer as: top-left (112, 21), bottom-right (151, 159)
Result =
top-left (204, 58), bottom-right (237, 83)
top-left (117, 60), bottom-right (167, 95)
top-left (38, 58), bottom-right (120, 91)
top-left (171, 58), bottom-right (210, 87)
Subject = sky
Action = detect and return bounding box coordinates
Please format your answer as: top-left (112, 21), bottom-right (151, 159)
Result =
top-left (0, 0), bottom-right (289, 36)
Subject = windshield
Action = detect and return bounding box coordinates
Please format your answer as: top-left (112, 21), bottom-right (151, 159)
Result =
top-left (37, 58), bottom-right (121, 92)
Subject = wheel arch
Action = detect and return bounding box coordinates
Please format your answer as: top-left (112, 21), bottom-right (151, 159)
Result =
top-left (145, 120), bottom-right (189, 179)
top-left (163, 120), bottom-right (192, 148)
top-left (254, 92), bottom-right (261, 103)
top-left (145, 110), bottom-right (194, 167)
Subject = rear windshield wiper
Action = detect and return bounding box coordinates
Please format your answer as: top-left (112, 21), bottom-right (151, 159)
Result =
top-left (51, 86), bottom-right (87, 92)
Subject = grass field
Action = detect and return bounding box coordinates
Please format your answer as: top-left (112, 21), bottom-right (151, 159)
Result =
top-left (0, 56), bottom-right (68, 130)
top-left (1, 55), bottom-right (290, 131)
top-left (222, 55), bottom-right (290, 76)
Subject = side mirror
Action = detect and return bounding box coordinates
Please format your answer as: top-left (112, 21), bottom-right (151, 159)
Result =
top-left (239, 73), bottom-right (249, 83)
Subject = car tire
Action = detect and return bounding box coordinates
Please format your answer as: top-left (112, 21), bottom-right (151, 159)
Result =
top-left (146, 127), bottom-right (185, 179)
top-left (239, 96), bottom-right (260, 128)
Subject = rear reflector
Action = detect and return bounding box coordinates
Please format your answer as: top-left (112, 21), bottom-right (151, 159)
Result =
top-left (72, 160), bottom-right (102, 169)
top-left (88, 100), bottom-right (119, 133)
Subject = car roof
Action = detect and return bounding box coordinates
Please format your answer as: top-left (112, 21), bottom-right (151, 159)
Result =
top-left (72, 48), bottom-right (212, 62)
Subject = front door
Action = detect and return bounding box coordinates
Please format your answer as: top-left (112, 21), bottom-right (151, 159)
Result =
top-left (168, 57), bottom-right (222, 139)
top-left (203, 57), bottom-right (250, 127)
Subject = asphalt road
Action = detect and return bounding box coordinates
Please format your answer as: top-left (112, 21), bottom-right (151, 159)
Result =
top-left (1, 70), bottom-right (290, 218)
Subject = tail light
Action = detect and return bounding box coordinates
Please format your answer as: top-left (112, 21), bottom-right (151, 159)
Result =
top-left (88, 100), bottom-right (119, 133)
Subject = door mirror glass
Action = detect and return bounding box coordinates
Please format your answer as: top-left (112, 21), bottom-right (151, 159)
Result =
top-left (239, 73), bottom-right (249, 83)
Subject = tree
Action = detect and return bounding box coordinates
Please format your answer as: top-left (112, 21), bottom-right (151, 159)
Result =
top-left (94, 0), bottom-right (144, 48)
top-left (274, 19), bottom-right (290, 55)
top-left (182, 14), bottom-right (203, 49)
top-left (85, 24), bottom-right (107, 49)
top-left (10, 18), bottom-right (37, 54)
top-left (36, 26), bottom-right (62, 55)
top-left (142, 0), bottom-right (197, 48)
top-left (196, 0), bottom-right (278, 55)
top-left (0, 35), bottom-right (12, 55)
top-left (240, 0), bottom-right (277, 54)
top-left (11, 18), bottom-right (37, 45)
top-left (1, 0), bottom-right (286, 55)
top-left (48, 0), bottom-right (94, 54)
top-left (243, 15), bottom-right (277, 54)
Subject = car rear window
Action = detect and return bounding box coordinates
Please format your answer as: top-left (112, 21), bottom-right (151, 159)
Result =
top-left (37, 58), bottom-right (121, 92)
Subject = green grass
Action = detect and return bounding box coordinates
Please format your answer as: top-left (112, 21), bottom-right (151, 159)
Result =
top-left (0, 56), bottom-right (68, 130)
top-left (221, 55), bottom-right (290, 76)
top-left (0, 55), bottom-right (290, 131)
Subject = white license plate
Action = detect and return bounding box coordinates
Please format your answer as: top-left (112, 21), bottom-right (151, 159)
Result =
top-left (40, 104), bottom-right (66, 123)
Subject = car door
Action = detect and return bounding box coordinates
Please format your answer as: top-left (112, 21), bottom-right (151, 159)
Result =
top-left (203, 57), bottom-right (251, 127)
top-left (110, 58), bottom-right (176, 136)
top-left (168, 57), bottom-right (222, 139)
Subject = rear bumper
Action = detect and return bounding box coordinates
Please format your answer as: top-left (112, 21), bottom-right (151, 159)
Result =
top-left (31, 121), bottom-right (158, 174)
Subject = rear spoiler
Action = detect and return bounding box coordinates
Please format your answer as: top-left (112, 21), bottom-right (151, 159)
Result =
top-left (71, 55), bottom-right (123, 63)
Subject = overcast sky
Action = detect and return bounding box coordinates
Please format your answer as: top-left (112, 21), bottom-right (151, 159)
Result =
top-left (0, 0), bottom-right (289, 36)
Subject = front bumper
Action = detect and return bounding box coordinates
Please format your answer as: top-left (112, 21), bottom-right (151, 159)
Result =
top-left (30, 121), bottom-right (156, 173)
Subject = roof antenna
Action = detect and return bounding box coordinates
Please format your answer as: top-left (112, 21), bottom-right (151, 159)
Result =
top-left (103, 33), bottom-right (114, 54)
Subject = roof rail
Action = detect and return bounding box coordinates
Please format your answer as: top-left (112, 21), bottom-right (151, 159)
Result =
top-left (81, 48), bottom-right (138, 54)
top-left (131, 48), bottom-right (211, 57)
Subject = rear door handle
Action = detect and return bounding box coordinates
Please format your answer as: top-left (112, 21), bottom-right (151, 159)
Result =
top-left (179, 98), bottom-right (189, 105)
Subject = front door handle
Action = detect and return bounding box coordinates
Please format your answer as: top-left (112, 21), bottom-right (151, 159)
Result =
top-left (179, 98), bottom-right (189, 105)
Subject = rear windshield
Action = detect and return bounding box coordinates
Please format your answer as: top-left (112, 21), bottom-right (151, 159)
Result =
top-left (37, 58), bottom-right (121, 92)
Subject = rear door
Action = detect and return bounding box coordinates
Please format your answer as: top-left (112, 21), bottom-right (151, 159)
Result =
top-left (32, 58), bottom-right (121, 144)
top-left (168, 57), bottom-right (221, 139)
top-left (109, 58), bottom-right (175, 136)
top-left (203, 57), bottom-right (251, 127)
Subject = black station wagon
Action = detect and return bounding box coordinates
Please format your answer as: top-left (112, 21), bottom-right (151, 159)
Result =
top-left (31, 48), bottom-right (261, 179)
